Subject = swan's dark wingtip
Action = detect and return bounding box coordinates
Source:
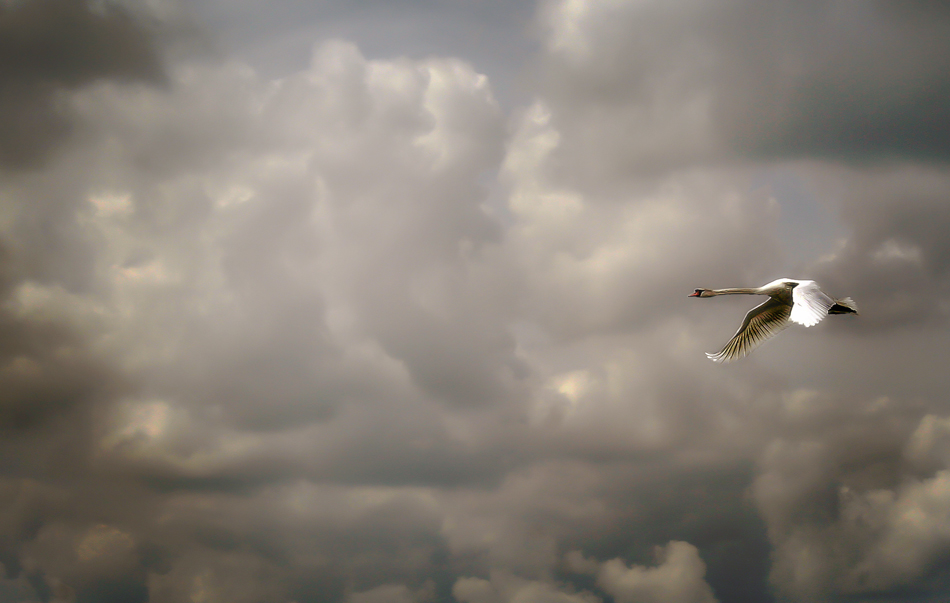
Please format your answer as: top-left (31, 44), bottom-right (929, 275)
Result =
top-left (829, 297), bottom-right (859, 315)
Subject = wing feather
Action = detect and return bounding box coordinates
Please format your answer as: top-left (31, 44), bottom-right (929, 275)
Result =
top-left (789, 280), bottom-right (834, 327)
top-left (706, 297), bottom-right (791, 363)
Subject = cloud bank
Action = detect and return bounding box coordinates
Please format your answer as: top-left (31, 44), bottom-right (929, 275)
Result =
top-left (1, 0), bottom-right (949, 602)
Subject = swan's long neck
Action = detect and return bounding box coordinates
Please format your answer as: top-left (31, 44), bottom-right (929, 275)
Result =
top-left (708, 287), bottom-right (762, 296)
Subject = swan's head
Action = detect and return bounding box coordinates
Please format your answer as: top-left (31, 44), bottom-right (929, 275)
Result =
top-left (689, 288), bottom-right (713, 298)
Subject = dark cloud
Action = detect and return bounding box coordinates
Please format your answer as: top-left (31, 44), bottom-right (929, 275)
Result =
top-left (533, 0), bottom-right (950, 189)
top-left (725, 1), bottom-right (950, 164)
top-left (0, 0), bottom-right (164, 169)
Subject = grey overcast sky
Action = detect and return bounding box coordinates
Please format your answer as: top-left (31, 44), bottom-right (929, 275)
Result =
top-left (2, 1), bottom-right (950, 602)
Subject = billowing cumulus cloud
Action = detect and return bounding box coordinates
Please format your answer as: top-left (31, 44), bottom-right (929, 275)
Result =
top-left (1, 0), bottom-right (950, 602)
top-left (753, 411), bottom-right (950, 600)
top-left (453, 573), bottom-right (599, 603)
top-left (566, 541), bottom-right (718, 603)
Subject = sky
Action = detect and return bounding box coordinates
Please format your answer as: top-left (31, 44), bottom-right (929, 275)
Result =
top-left (1, 1), bottom-right (950, 602)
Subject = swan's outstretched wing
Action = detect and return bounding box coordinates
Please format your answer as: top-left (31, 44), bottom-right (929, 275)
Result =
top-left (707, 297), bottom-right (791, 363)
top-left (790, 280), bottom-right (835, 327)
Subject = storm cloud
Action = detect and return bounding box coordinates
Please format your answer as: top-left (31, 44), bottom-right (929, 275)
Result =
top-left (1, 0), bottom-right (949, 602)
top-left (0, 0), bottom-right (164, 169)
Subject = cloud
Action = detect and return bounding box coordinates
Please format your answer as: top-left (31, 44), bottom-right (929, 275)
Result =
top-left (1, 0), bottom-right (950, 601)
top-left (805, 165), bottom-right (950, 330)
top-left (752, 410), bottom-right (950, 600)
top-left (533, 0), bottom-right (950, 188)
top-left (0, 32), bottom-right (521, 601)
top-left (0, 0), bottom-right (165, 170)
top-left (348, 582), bottom-right (435, 603)
top-left (566, 541), bottom-right (718, 603)
top-left (453, 572), bottom-right (600, 603)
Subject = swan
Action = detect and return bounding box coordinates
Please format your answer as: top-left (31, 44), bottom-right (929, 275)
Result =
top-left (689, 278), bottom-right (858, 362)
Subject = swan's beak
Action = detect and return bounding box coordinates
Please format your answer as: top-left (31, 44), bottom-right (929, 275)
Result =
top-left (688, 291), bottom-right (700, 297)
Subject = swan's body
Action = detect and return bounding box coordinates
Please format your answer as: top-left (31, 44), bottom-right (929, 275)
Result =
top-left (689, 278), bottom-right (858, 362)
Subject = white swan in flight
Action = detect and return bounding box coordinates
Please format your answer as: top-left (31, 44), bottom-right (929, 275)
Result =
top-left (689, 278), bottom-right (858, 362)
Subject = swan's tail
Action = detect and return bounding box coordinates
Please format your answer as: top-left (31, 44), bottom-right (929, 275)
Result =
top-left (829, 297), bottom-right (858, 315)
